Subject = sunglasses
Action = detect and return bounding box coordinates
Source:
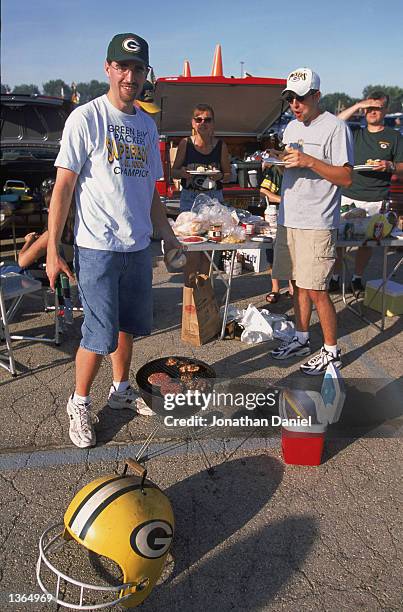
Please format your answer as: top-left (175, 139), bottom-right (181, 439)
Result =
top-left (193, 116), bottom-right (213, 124)
top-left (366, 106), bottom-right (385, 112)
top-left (282, 89), bottom-right (318, 104)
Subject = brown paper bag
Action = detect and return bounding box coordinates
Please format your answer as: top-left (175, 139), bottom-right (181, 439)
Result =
top-left (181, 274), bottom-right (220, 346)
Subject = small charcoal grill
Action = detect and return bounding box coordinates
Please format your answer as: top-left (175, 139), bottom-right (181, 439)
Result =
top-left (136, 356), bottom-right (216, 417)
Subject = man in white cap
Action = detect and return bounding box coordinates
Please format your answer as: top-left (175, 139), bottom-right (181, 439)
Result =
top-left (46, 33), bottom-right (181, 447)
top-left (270, 67), bottom-right (354, 375)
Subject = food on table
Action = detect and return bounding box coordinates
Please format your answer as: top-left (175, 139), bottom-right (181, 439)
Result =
top-left (148, 372), bottom-right (171, 386)
top-left (221, 235), bottom-right (245, 243)
top-left (165, 357), bottom-right (178, 366)
top-left (180, 236), bottom-right (206, 243)
top-left (191, 220), bottom-right (204, 234)
top-left (366, 159), bottom-right (381, 166)
top-left (196, 165), bottom-right (208, 172)
top-left (172, 211), bottom-right (209, 237)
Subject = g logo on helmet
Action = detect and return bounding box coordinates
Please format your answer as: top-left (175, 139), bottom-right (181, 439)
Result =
top-left (130, 520), bottom-right (173, 559)
top-left (122, 38), bottom-right (141, 53)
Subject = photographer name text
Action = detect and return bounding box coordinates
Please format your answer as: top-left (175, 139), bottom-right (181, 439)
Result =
top-left (163, 415), bottom-right (312, 428)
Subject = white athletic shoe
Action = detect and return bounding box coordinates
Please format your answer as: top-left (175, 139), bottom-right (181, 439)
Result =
top-left (270, 336), bottom-right (311, 360)
top-left (66, 395), bottom-right (98, 448)
top-left (300, 347), bottom-right (342, 376)
top-left (107, 385), bottom-right (155, 416)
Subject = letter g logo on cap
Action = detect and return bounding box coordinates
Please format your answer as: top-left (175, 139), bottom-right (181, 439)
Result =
top-left (122, 37), bottom-right (141, 53)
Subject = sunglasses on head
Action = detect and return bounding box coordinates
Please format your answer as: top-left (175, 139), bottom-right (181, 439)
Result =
top-left (193, 116), bottom-right (213, 124)
top-left (282, 89), bottom-right (318, 104)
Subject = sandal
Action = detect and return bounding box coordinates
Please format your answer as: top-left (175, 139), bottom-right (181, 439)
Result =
top-left (265, 292), bottom-right (280, 304)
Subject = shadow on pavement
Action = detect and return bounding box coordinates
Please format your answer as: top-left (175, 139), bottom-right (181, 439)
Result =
top-left (165, 455), bottom-right (284, 579)
top-left (135, 454), bottom-right (316, 611)
top-left (141, 516), bottom-right (318, 611)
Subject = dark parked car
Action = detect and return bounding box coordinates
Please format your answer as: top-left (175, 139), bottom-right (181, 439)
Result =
top-left (1, 94), bottom-right (74, 233)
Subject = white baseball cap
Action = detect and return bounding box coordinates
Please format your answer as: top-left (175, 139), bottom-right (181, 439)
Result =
top-left (282, 67), bottom-right (320, 97)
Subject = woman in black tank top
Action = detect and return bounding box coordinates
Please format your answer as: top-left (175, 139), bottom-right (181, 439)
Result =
top-left (172, 104), bottom-right (231, 212)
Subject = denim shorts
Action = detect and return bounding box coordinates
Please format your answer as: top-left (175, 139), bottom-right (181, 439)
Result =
top-left (74, 245), bottom-right (153, 355)
top-left (179, 188), bottom-right (224, 212)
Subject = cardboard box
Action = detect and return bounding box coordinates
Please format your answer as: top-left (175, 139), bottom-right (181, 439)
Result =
top-left (364, 279), bottom-right (403, 316)
top-left (238, 248), bottom-right (268, 273)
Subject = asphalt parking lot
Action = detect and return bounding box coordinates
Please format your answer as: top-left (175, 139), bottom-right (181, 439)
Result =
top-left (1, 243), bottom-right (402, 611)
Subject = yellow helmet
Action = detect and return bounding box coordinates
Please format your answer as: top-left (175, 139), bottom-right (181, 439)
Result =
top-left (37, 461), bottom-right (174, 609)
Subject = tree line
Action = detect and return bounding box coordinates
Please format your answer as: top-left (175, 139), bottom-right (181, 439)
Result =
top-left (321, 86), bottom-right (403, 114)
top-left (1, 80), bottom-right (402, 114)
top-left (1, 79), bottom-right (109, 104)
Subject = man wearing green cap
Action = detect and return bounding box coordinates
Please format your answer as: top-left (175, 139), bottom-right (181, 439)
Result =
top-left (46, 33), bottom-right (181, 448)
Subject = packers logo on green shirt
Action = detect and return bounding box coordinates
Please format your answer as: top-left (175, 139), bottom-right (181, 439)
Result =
top-left (378, 140), bottom-right (391, 149)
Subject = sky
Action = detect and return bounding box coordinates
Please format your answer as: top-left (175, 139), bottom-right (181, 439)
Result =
top-left (2, 0), bottom-right (403, 98)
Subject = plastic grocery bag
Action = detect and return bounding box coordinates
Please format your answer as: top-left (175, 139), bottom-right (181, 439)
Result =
top-left (240, 305), bottom-right (274, 342)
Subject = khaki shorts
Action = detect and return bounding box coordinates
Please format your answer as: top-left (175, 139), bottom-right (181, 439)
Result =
top-left (272, 225), bottom-right (337, 290)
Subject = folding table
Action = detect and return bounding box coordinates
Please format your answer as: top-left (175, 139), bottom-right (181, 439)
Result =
top-left (185, 238), bottom-right (403, 335)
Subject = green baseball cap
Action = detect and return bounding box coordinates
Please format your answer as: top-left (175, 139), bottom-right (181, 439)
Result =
top-left (107, 33), bottom-right (149, 67)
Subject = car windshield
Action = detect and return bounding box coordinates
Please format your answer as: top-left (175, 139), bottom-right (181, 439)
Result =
top-left (5, 181), bottom-right (25, 189)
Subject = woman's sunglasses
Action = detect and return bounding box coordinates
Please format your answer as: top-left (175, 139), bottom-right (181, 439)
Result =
top-left (193, 116), bottom-right (213, 124)
top-left (282, 89), bottom-right (318, 104)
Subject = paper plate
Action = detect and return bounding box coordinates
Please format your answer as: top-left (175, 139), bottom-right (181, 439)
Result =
top-left (353, 164), bottom-right (377, 171)
top-left (251, 235), bottom-right (273, 242)
top-left (187, 170), bottom-right (221, 176)
top-left (263, 158), bottom-right (286, 166)
top-left (178, 235), bottom-right (208, 244)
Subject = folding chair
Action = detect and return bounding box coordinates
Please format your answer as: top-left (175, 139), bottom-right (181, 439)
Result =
top-left (0, 272), bottom-right (61, 376)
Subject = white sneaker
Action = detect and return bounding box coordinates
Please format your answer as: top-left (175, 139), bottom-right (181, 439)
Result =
top-left (300, 347), bottom-right (342, 376)
top-left (107, 385), bottom-right (155, 416)
top-left (66, 395), bottom-right (98, 448)
top-left (270, 336), bottom-right (311, 360)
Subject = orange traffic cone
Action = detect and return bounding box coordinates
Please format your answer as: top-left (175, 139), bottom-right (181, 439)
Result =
top-left (211, 44), bottom-right (223, 77)
top-left (182, 60), bottom-right (192, 77)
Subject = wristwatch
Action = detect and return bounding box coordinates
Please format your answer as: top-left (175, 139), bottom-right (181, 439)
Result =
top-left (389, 161), bottom-right (396, 172)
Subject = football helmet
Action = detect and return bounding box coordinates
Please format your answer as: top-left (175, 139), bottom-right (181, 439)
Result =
top-left (36, 460), bottom-right (174, 609)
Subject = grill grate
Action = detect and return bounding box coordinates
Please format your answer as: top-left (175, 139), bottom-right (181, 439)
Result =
top-left (137, 356), bottom-right (215, 394)
top-left (136, 356), bottom-right (216, 415)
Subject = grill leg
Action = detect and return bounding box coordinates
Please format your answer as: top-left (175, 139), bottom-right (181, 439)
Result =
top-left (135, 424), bottom-right (160, 462)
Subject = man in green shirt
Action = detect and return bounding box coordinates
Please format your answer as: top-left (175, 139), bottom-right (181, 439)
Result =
top-left (330, 91), bottom-right (403, 295)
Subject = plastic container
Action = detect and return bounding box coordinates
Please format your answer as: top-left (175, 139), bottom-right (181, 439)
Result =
top-left (248, 170), bottom-right (258, 187)
top-left (279, 390), bottom-right (327, 466)
top-left (363, 279), bottom-right (403, 316)
top-left (224, 259), bottom-right (242, 276)
top-left (281, 427), bottom-right (326, 466)
top-left (265, 204), bottom-right (278, 227)
top-left (236, 161), bottom-right (262, 188)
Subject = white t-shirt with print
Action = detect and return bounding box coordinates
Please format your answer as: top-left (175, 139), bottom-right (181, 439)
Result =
top-left (278, 111), bottom-right (354, 230)
top-left (55, 94), bottom-right (163, 251)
